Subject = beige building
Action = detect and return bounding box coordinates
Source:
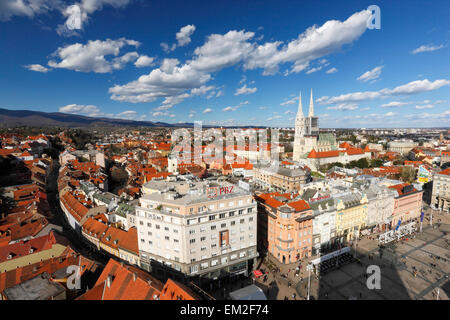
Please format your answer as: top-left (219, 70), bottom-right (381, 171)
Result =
top-left (253, 162), bottom-right (310, 192)
top-left (388, 140), bottom-right (418, 155)
top-left (135, 179), bottom-right (257, 282)
top-left (432, 168), bottom-right (450, 212)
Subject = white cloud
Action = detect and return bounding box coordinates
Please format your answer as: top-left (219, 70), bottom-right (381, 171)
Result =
top-left (234, 84), bottom-right (257, 96)
top-left (0, 0), bottom-right (59, 21)
top-left (161, 24), bottom-right (196, 52)
top-left (319, 79), bottom-right (450, 105)
top-left (176, 24), bottom-right (196, 46)
top-left (134, 55), bottom-right (155, 67)
top-left (327, 103), bottom-right (358, 111)
top-left (244, 9), bottom-right (371, 75)
top-left (48, 38), bottom-right (140, 73)
top-left (266, 115), bottom-right (282, 121)
top-left (25, 64), bottom-right (51, 73)
top-left (415, 104), bottom-right (433, 109)
top-left (326, 67), bottom-right (338, 74)
top-left (109, 9), bottom-right (372, 106)
top-left (380, 101), bottom-right (409, 108)
top-left (411, 44), bottom-right (445, 54)
top-left (357, 65), bottom-right (383, 82)
top-left (223, 106), bottom-right (238, 112)
top-left (284, 110), bottom-right (294, 114)
top-left (59, 103), bottom-right (102, 116)
top-left (115, 110), bottom-right (138, 119)
top-left (306, 66), bottom-right (323, 74)
top-left (280, 96), bottom-right (298, 106)
top-left (203, 108), bottom-right (213, 113)
top-left (190, 85), bottom-right (215, 96)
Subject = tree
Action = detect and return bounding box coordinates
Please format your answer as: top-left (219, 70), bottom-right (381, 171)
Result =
top-left (401, 166), bottom-right (416, 183)
top-left (370, 159), bottom-right (383, 168)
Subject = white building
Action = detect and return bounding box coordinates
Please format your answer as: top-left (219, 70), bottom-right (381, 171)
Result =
top-left (135, 179), bottom-right (258, 280)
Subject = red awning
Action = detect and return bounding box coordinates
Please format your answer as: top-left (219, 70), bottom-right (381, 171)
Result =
top-left (253, 270), bottom-right (263, 278)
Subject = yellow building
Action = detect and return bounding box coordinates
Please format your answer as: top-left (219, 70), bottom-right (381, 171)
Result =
top-left (335, 193), bottom-right (368, 242)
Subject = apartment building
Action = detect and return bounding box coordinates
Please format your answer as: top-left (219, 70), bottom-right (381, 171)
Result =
top-left (388, 140), bottom-right (418, 155)
top-left (335, 192), bottom-right (368, 242)
top-left (388, 183), bottom-right (423, 227)
top-left (255, 192), bottom-right (313, 264)
top-left (253, 162), bottom-right (310, 192)
top-left (135, 179), bottom-right (258, 281)
top-left (431, 168), bottom-right (450, 212)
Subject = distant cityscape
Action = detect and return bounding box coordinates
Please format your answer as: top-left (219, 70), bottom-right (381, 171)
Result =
top-left (0, 0), bottom-right (449, 305)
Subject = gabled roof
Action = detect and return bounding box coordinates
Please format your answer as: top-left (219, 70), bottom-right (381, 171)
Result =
top-left (159, 278), bottom-right (199, 300)
top-left (0, 232), bottom-right (56, 263)
top-left (287, 200), bottom-right (310, 212)
top-left (77, 259), bottom-right (163, 300)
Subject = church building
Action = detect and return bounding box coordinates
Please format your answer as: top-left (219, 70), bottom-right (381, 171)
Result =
top-left (293, 89), bottom-right (337, 162)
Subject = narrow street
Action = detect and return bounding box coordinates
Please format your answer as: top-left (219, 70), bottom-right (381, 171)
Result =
top-left (46, 159), bottom-right (109, 266)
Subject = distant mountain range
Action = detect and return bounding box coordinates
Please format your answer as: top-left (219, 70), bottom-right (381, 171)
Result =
top-left (0, 108), bottom-right (193, 128)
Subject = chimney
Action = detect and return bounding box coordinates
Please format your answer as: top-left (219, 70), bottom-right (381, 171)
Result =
top-left (132, 273), bottom-right (137, 282)
top-left (106, 276), bottom-right (112, 288)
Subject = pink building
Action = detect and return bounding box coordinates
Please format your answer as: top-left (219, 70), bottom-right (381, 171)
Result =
top-left (256, 192), bottom-right (313, 264)
top-left (388, 183), bottom-right (423, 227)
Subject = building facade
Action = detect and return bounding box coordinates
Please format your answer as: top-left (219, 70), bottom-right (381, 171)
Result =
top-left (135, 179), bottom-right (258, 281)
top-left (431, 168), bottom-right (449, 212)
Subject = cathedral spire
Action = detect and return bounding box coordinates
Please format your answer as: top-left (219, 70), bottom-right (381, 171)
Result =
top-left (297, 91), bottom-right (303, 118)
top-left (308, 88), bottom-right (314, 117)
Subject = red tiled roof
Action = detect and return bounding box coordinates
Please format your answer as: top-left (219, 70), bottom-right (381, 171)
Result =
top-left (388, 183), bottom-right (418, 196)
top-left (0, 232), bottom-right (56, 263)
top-left (160, 278), bottom-right (199, 300)
top-left (77, 259), bottom-right (163, 300)
top-left (307, 149), bottom-right (340, 159)
top-left (60, 192), bottom-right (89, 223)
top-left (287, 200), bottom-right (310, 212)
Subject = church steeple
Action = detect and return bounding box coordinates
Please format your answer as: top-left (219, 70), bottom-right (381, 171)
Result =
top-left (308, 88), bottom-right (314, 117)
top-left (297, 92), bottom-right (303, 118)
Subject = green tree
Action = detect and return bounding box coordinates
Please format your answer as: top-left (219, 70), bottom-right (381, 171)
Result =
top-left (401, 166), bottom-right (416, 183)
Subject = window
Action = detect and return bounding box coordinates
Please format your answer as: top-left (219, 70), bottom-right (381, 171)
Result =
top-left (240, 219), bottom-right (245, 224)
top-left (148, 241), bottom-right (152, 245)
top-left (209, 215), bottom-right (216, 221)
top-left (229, 211), bottom-right (235, 217)
top-left (239, 209), bottom-right (244, 215)
top-left (147, 231), bottom-right (152, 236)
top-left (189, 230), bottom-right (195, 235)
top-left (219, 213), bottom-right (226, 219)
top-left (190, 239), bottom-right (196, 244)
top-left (231, 221), bottom-right (236, 226)
top-left (147, 222), bottom-right (151, 227)
top-left (211, 225), bottom-right (216, 230)
top-left (139, 221), bottom-right (143, 225)
top-left (249, 217), bottom-right (253, 222)
top-left (164, 227), bottom-right (169, 231)
top-left (201, 246), bottom-right (206, 251)
top-left (200, 236), bottom-right (206, 241)
top-left (221, 223), bottom-right (226, 228)
top-left (165, 236), bottom-right (169, 241)
top-left (190, 265), bottom-right (198, 273)
top-left (155, 225), bottom-right (160, 230)
top-left (173, 229), bottom-right (179, 233)
top-left (174, 239), bottom-right (179, 243)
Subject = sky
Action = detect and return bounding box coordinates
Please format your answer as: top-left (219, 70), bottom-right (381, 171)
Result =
top-left (0, 0), bottom-right (449, 128)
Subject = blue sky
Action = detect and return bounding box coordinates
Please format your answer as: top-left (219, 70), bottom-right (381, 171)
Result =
top-left (0, 0), bottom-right (449, 128)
